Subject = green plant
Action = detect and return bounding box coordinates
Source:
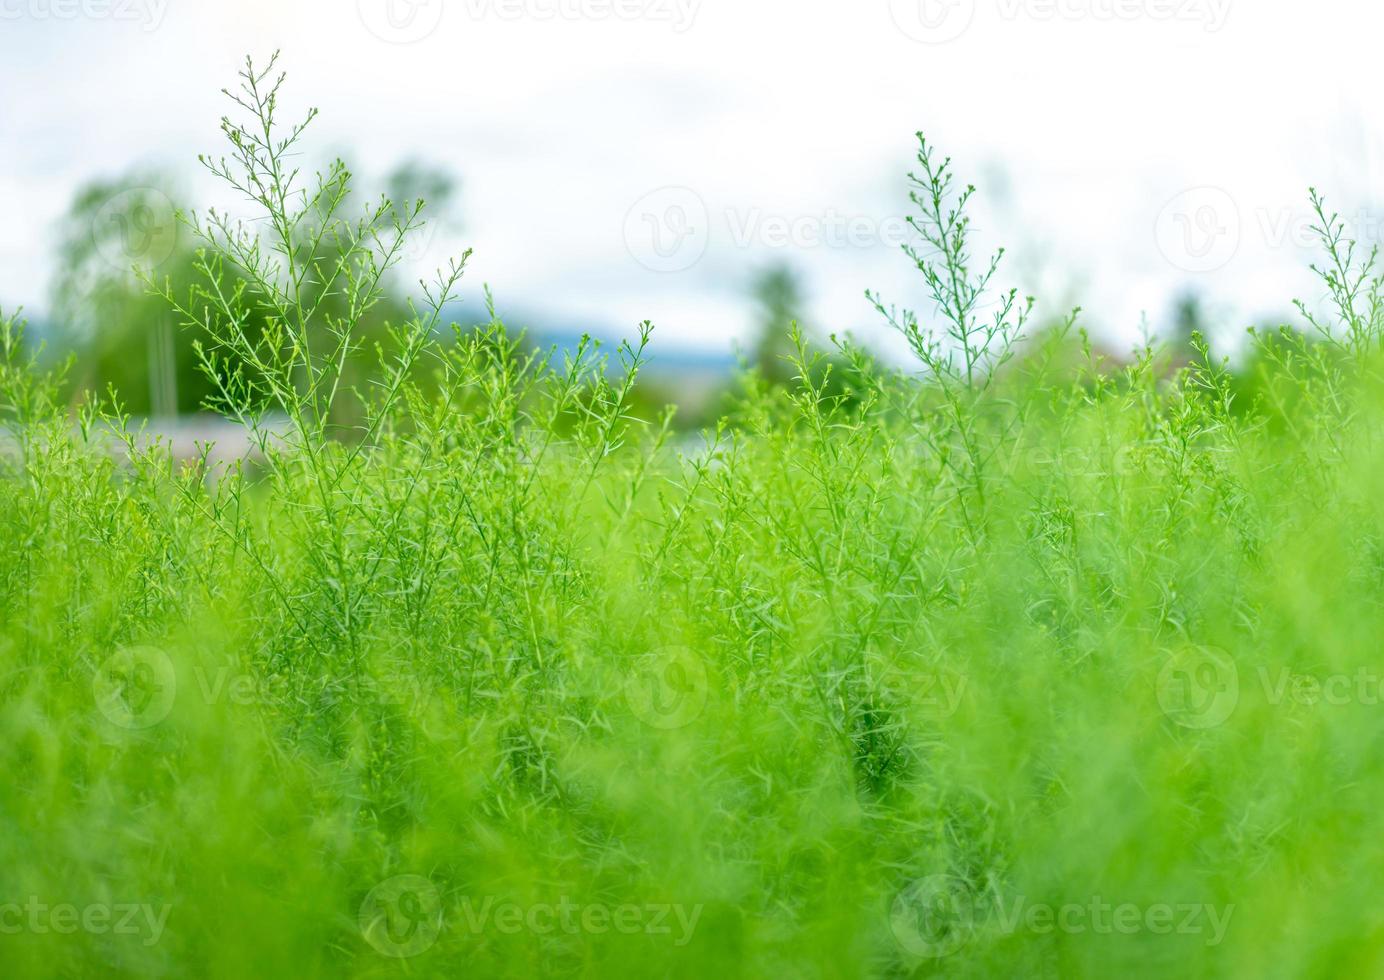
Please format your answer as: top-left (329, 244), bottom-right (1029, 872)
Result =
top-left (7, 58), bottom-right (1384, 980)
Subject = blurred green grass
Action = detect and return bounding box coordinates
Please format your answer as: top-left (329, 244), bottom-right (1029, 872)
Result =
top-left (5, 59), bottom-right (1384, 979)
top-left (7, 311), bottom-right (1384, 977)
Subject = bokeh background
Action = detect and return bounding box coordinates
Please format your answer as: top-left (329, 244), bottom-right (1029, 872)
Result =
top-left (3, 0), bottom-right (1383, 418)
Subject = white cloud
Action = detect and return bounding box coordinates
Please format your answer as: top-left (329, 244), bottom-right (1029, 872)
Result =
top-left (2, 0), bottom-right (1382, 352)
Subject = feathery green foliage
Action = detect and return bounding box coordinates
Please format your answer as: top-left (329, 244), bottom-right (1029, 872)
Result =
top-left (5, 57), bottom-right (1384, 978)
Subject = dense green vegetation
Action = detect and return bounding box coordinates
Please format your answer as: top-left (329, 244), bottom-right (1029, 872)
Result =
top-left (5, 56), bottom-right (1384, 978)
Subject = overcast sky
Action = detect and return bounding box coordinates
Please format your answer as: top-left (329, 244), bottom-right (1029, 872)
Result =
top-left (3, 0), bottom-right (1383, 355)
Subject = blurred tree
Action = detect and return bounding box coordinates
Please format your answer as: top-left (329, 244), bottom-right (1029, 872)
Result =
top-left (750, 264), bottom-right (808, 387)
top-left (49, 175), bottom-right (205, 415)
top-left (742, 263), bottom-right (864, 414)
top-left (48, 161), bottom-right (462, 422)
top-left (1171, 291), bottom-right (1209, 354)
top-left (387, 160), bottom-right (458, 223)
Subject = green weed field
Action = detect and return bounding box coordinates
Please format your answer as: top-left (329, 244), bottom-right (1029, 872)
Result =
top-left (4, 57), bottom-right (1384, 978)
